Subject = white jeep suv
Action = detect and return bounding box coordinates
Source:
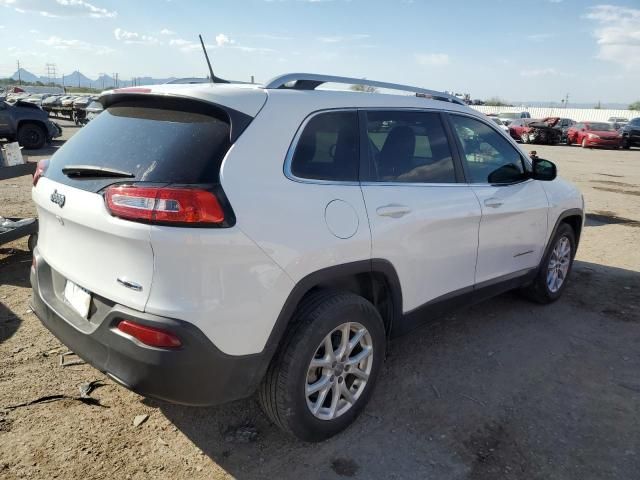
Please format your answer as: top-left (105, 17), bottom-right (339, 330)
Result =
top-left (30, 73), bottom-right (584, 441)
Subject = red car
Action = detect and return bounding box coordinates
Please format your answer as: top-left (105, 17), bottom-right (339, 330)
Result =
top-left (508, 118), bottom-right (538, 141)
top-left (566, 122), bottom-right (621, 148)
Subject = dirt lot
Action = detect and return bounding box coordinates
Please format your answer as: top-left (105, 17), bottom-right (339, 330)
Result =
top-left (1, 123), bottom-right (639, 480)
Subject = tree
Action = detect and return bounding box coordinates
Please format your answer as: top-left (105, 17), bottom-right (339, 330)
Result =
top-left (484, 97), bottom-right (510, 107)
top-left (629, 101), bottom-right (640, 111)
top-left (350, 82), bottom-right (377, 93)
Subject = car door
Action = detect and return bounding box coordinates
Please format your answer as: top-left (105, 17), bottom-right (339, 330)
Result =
top-left (447, 113), bottom-right (549, 285)
top-left (0, 102), bottom-right (11, 136)
top-left (359, 110), bottom-right (482, 313)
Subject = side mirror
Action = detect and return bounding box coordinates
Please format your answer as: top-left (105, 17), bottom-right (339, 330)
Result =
top-left (531, 158), bottom-right (557, 181)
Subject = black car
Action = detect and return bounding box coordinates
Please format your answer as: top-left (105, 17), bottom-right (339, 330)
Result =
top-left (0, 99), bottom-right (62, 149)
top-left (620, 117), bottom-right (640, 149)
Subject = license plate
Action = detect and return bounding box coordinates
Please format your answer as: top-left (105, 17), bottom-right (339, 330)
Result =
top-left (64, 280), bottom-right (91, 318)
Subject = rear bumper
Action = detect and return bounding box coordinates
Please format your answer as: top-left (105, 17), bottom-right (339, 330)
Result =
top-left (30, 252), bottom-right (267, 406)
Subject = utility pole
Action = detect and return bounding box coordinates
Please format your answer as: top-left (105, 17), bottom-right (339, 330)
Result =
top-left (16, 60), bottom-right (22, 85)
top-left (46, 63), bottom-right (57, 85)
top-left (564, 93), bottom-right (569, 109)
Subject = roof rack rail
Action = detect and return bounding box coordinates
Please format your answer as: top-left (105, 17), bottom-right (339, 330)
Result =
top-left (263, 73), bottom-right (465, 105)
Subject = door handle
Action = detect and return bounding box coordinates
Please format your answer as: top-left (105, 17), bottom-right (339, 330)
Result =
top-left (484, 198), bottom-right (503, 208)
top-left (376, 204), bottom-right (412, 218)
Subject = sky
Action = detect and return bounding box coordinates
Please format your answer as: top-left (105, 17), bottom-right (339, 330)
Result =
top-left (0, 0), bottom-right (639, 104)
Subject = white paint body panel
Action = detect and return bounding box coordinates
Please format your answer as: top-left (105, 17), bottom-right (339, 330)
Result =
top-left (102, 83), bottom-right (268, 117)
top-left (33, 177), bottom-right (153, 311)
top-left (471, 180), bottom-right (550, 284)
top-left (540, 177), bottom-right (585, 242)
top-left (361, 184), bottom-right (481, 311)
top-left (145, 226), bottom-right (294, 355)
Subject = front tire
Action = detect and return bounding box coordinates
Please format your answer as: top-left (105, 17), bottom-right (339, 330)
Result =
top-left (17, 123), bottom-right (46, 150)
top-left (259, 290), bottom-right (385, 442)
top-left (521, 223), bottom-right (576, 304)
top-left (521, 133), bottom-right (529, 144)
top-left (581, 137), bottom-right (589, 148)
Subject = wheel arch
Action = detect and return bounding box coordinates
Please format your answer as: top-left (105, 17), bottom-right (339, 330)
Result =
top-left (262, 259), bottom-right (403, 362)
top-left (542, 208), bottom-right (584, 265)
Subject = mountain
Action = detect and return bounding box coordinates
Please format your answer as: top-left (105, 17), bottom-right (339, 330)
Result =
top-left (11, 68), bottom-right (40, 83)
top-left (7, 68), bottom-right (179, 89)
top-left (61, 70), bottom-right (94, 88)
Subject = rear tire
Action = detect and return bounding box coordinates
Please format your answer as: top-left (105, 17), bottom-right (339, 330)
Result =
top-left (521, 223), bottom-right (576, 304)
top-left (17, 123), bottom-right (46, 150)
top-left (259, 290), bottom-right (385, 442)
top-left (520, 133), bottom-right (529, 144)
top-left (621, 138), bottom-right (631, 150)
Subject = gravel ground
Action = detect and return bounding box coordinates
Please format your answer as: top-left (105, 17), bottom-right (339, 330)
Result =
top-left (1, 124), bottom-right (639, 480)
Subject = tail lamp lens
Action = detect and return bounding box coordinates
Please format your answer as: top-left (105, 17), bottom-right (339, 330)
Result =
top-left (105, 186), bottom-right (224, 224)
top-left (33, 159), bottom-right (50, 186)
top-left (117, 320), bottom-right (182, 348)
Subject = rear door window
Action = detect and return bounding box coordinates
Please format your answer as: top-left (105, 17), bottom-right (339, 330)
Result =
top-left (46, 101), bottom-right (232, 192)
top-left (290, 110), bottom-right (359, 182)
top-left (363, 110), bottom-right (457, 183)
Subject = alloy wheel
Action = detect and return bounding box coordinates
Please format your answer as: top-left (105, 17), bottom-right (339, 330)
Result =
top-left (305, 322), bottom-right (373, 420)
top-left (547, 236), bottom-right (571, 293)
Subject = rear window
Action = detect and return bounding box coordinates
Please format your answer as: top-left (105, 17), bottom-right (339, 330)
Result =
top-left (46, 102), bottom-right (231, 192)
top-left (290, 111), bottom-right (359, 182)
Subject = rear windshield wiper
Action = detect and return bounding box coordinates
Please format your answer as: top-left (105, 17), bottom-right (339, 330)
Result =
top-left (62, 165), bottom-right (135, 179)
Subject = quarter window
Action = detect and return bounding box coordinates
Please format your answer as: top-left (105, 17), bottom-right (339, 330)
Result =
top-left (450, 115), bottom-right (526, 184)
top-left (290, 111), bottom-right (359, 182)
top-left (364, 111), bottom-right (456, 183)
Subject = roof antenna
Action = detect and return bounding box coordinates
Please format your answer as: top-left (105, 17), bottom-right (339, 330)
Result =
top-left (199, 34), bottom-right (216, 83)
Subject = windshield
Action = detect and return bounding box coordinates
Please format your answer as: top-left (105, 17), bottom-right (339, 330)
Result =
top-left (588, 122), bottom-right (616, 131)
top-left (498, 113), bottom-right (519, 119)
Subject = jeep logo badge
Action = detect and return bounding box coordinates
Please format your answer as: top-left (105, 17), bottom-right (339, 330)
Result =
top-left (50, 190), bottom-right (66, 208)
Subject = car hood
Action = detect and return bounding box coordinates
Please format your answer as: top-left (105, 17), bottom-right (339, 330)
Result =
top-left (15, 99), bottom-right (43, 110)
top-left (587, 130), bottom-right (619, 137)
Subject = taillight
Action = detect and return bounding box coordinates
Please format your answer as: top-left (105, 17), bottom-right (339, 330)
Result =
top-left (33, 159), bottom-right (49, 186)
top-left (105, 186), bottom-right (224, 225)
top-left (117, 320), bottom-right (182, 348)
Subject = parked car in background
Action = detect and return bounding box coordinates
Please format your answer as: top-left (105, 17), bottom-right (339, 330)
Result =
top-left (490, 116), bottom-right (509, 134)
top-left (498, 111), bottom-right (531, 126)
top-left (619, 117), bottom-right (640, 149)
top-left (566, 122), bottom-right (621, 148)
top-left (608, 117), bottom-right (628, 129)
top-left (508, 118), bottom-right (538, 141)
top-left (0, 98), bottom-right (62, 149)
top-left (84, 101), bottom-right (104, 123)
top-left (539, 117), bottom-right (575, 143)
